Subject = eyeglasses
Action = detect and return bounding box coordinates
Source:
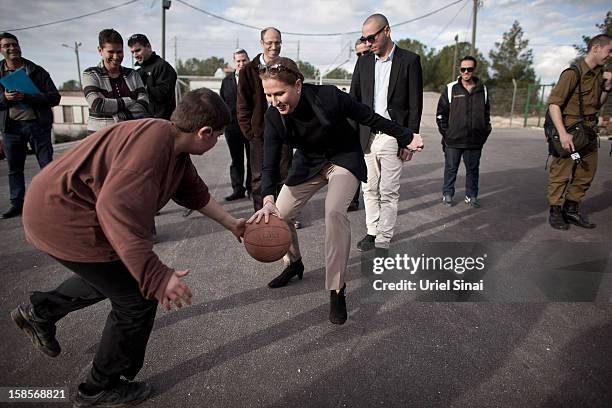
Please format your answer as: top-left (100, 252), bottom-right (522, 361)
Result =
top-left (262, 41), bottom-right (282, 47)
top-left (460, 67), bottom-right (475, 73)
top-left (0, 42), bottom-right (19, 49)
top-left (359, 26), bottom-right (387, 44)
top-left (259, 63), bottom-right (301, 78)
top-left (356, 50), bottom-right (371, 57)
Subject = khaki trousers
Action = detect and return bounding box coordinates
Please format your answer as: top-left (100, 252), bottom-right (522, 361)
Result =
top-left (276, 164), bottom-right (359, 290)
top-left (547, 146), bottom-right (598, 206)
top-left (362, 133), bottom-right (404, 248)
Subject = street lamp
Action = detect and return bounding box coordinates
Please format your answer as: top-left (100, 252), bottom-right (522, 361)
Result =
top-left (161, 0), bottom-right (171, 59)
top-left (62, 42), bottom-right (82, 90)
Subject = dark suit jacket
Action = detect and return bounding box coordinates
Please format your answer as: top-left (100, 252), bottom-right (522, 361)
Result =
top-left (261, 84), bottom-right (414, 197)
top-left (350, 45), bottom-right (423, 150)
top-left (220, 73), bottom-right (240, 129)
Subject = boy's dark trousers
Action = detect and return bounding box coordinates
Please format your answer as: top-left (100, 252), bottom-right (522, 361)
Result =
top-left (30, 258), bottom-right (158, 390)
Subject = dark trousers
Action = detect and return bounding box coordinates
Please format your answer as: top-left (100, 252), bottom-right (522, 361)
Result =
top-left (226, 126), bottom-right (252, 194)
top-left (30, 258), bottom-right (158, 390)
top-left (442, 147), bottom-right (482, 198)
top-left (249, 137), bottom-right (293, 211)
top-left (3, 120), bottom-right (53, 208)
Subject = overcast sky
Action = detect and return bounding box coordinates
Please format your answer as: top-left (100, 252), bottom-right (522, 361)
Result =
top-left (1, 0), bottom-right (609, 88)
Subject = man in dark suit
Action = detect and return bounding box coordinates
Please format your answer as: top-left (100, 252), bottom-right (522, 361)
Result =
top-left (350, 13), bottom-right (423, 253)
top-left (221, 49), bottom-right (251, 201)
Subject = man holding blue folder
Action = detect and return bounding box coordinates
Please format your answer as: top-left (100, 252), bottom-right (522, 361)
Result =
top-left (0, 32), bottom-right (60, 219)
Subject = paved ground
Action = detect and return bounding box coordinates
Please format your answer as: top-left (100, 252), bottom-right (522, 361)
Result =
top-left (1, 127), bottom-right (611, 408)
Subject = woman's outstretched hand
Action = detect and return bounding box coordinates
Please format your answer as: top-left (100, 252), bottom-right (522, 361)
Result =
top-left (247, 201), bottom-right (282, 224)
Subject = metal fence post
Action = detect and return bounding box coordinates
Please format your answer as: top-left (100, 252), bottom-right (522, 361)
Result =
top-left (537, 84), bottom-right (546, 127)
top-left (510, 78), bottom-right (517, 128)
top-left (523, 84), bottom-right (533, 127)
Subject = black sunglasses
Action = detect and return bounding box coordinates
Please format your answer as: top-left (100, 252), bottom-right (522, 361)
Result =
top-left (460, 67), bottom-right (475, 73)
top-left (259, 63), bottom-right (302, 78)
top-left (356, 50), bottom-right (371, 57)
top-left (359, 26), bottom-right (386, 44)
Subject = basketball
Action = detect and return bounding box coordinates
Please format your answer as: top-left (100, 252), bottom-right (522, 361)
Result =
top-left (244, 215), bottom-right (292, 263)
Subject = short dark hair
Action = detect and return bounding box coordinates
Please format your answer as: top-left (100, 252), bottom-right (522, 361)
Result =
top-left (260, 27), bottom-right (281, 41)
top-left (98, 29), bottom-right (123, 48)
top-left (234, 48), bottom-right (249, 58)
top-left (127, 33), bottom-right (150, 47)
top-left (587, 34), bottom-right (612, 52)
top-left (0, 32), bottom-right (18, 43)
top-left (460, 55), bottom-right (477, 68)
top-left (171, 88), bottom-right (230, 133)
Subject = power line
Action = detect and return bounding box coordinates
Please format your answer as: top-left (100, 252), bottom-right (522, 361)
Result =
top-left (175, 0), bottom-right (465, 36)
top-left (430, 0), bottom-right (469, 44)
top-left (174, 0), bottom-right (262, 31)
top-left (1, 0), bottom-right (142, 32)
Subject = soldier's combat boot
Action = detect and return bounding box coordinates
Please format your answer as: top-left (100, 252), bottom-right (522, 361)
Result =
top-left (563, 200), bottom-right (596, 229)
top-left (549, 205), bottom-right (569, 230)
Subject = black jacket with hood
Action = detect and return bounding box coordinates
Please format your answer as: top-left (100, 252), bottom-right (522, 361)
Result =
top-left (436, 76), bottom-right (491, 149)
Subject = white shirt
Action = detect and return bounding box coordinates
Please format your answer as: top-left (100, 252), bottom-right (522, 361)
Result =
top-left (373, 44), bottom-right (396, 121)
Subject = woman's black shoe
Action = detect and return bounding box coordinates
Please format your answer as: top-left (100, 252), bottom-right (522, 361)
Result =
top-left (329, 284), bottom-right (347, 325)
top-left (268, 259), bottom-right (304, 288)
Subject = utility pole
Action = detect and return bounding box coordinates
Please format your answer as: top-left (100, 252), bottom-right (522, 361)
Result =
top-left (235, 38), bottom-right (239, 49)
top-left (451, 34), bottom-right (459, 82)
top-left (471, 0), bottom-right (478, 55)
top-left (297, 40), bottom-right (300, 61)
top-left (161, 0), bottom-right (172, 59)
top-left (62, 42), bottom-right (82, 90)
top-left (174, 36), bottom-right (177, 67)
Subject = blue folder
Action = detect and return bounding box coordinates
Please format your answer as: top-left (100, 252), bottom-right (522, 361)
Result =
top-left (0, 69), bottom-right (40, 94)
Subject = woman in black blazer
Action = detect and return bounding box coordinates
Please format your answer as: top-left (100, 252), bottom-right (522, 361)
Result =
top-left (247, 57), bottom-right (423, 325)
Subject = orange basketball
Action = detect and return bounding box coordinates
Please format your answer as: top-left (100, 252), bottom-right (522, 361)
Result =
top-left (244, 215), bottom-right (292, 263)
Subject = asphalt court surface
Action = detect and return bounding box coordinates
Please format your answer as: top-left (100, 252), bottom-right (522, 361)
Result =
top-left (1, 127), bottom-right (611, 407)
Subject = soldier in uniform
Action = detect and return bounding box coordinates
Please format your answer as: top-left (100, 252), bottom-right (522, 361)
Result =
top-left (547, 34), bottom-right (612, 230)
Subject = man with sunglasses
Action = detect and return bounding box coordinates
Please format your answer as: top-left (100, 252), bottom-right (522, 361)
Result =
top-left (350, 14), bottom-right (423, 253)
top-left (436, 56), bottom-right (491, 209)
top-left (128, 34), bottom-right (177, 121)
top-left (236, 27), bottom-right (295, 220)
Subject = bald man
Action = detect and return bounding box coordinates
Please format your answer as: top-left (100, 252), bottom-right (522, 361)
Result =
top-left (350, 13), bottom-right (424, 253)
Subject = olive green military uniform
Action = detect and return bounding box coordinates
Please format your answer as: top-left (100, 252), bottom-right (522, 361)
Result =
top-left (547, 59), bottom-right (606, 206)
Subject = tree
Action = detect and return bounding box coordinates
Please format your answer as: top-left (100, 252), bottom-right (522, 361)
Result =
top-left (176, 57), bottom-right (226, 76)
top-left (60, 79), bottom-right (80, 91)
top-left (488, 21), bottom-right (535, 88)
top-left (324, 67), bottom-right (351, 79)
top-left (427, 42), bottom-right (490, 91)
top-left (574, 11), bottom-right (612, 56)
top-left (297, 60), bottom-right (320, 80)
top-left (396, 38), bottom-right (437, 90)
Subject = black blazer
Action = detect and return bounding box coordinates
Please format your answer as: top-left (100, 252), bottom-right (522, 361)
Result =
top-left (220, 73), bottom-right (239, 128)
top-left (261, 84), bottom-right (414, 198)
top-left (350, 46), bottom-right (423, 150)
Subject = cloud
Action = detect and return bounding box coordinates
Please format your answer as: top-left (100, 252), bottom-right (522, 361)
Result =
top-left (534, 45), bottom-right (577, 83)
top-left (2, 0), bottom-right (609, 87)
